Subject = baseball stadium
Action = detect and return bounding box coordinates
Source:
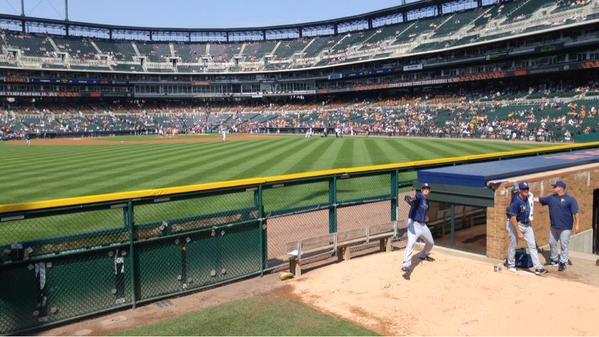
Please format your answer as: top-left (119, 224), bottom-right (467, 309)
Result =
top-left (1, 0), bottom-right (599, 335)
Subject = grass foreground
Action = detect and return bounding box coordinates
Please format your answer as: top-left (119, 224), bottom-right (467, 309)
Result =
top-left (114, 295), bottom-right (377, 336)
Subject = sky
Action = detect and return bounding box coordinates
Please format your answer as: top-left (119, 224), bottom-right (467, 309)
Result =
top-left (0, 0), bottom-right (411, 28)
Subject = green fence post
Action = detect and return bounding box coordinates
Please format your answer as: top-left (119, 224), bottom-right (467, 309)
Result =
top-left (125, 201), bottom-right (137, 309)
top-left (255, 186), bottom-right (267, 273)
top-left (329, 177), bottom-right (337, 233)
top-left (391, 170), bottom-right (399, 223)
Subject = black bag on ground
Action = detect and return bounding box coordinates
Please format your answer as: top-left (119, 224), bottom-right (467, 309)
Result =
top-left (515, 248), bottom-right (533, 268)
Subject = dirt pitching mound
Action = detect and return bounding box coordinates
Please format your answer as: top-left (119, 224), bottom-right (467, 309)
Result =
top-left (290, 249), bottom-right (599, 336)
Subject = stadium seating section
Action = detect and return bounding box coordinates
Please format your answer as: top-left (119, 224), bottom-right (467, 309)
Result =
top-left (1, 0), bottom-right (593, 72)
top-left (137, 42), bottom-right (172, 62)
top-left (94, 40), bottom-right (136, 61)
top-left (2, 85), bottom-right (598, 142)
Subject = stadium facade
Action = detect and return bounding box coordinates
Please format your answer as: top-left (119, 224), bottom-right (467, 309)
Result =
top-left (0, 0), bottom-right (597, 99)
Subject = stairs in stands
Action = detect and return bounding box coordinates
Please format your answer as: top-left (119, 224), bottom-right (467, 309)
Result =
top-left (432, 14), bottom-right (456, 35)
top-left (47, 37), bottom-right (59, 54)
top-left (90, 40), bottom-right (102, 54)
top-left (301, 38), bottom-right (315, 54)
top-left (238, 43), bottom-right (247, 57)
top-left (331, 34), bottom-right (349, 52)
top-left (503, 0), bottom-right (534, 23)
top-left (169, 43), bottom-right (176, 58)
top-left (131, 42), bottom-right (141, 57)
top-left (270, 41), bottom-right (282, 57)
top-left (390, 22), bottom-right (416, 45)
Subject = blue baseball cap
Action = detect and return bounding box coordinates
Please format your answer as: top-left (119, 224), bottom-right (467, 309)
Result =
top-left (518, 182), bottom-right (530, 190)
top-left (421, 183), bottom-right (431, 190)
top-left (552, 181), bottom-right (567, 189)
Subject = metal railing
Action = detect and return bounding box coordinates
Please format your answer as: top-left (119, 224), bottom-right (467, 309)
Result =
top-left (1, 141), bottom-right (598, 335)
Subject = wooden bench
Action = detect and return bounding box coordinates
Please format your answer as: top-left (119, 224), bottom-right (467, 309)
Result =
top-left (287, 222), bottom-right (400, 276)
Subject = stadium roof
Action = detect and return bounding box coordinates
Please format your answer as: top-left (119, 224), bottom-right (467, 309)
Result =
top-left (0, 0), bottom-right (443, 32)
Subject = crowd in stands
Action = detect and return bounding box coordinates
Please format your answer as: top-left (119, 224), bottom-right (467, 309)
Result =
top-left (2, 85), bottom-right (598, 142)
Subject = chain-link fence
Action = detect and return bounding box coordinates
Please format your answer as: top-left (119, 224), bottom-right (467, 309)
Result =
top-left (1, 143), bottom-right (596, 335)
top-left (0, 171), bottom-right (404, 335)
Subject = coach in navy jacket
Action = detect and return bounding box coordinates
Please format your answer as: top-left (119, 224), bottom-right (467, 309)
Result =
top-left (535, 180), bottom-right (580, 272)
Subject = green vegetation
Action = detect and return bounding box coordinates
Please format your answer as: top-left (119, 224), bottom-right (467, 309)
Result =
top-left (100, 134), bottom-right (222, 141)
top-left (0, 136), bottom-right (547, 244)
top-left (0, 136), bottom-right (545, 205)
top-left (115, 295), bottom-right (377, 336)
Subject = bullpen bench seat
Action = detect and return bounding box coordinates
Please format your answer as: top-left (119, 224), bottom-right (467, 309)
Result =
top-left (286, 222), bottom-right (401, 276)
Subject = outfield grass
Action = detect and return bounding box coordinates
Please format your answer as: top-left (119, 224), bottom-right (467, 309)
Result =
top-left (115, 295), bottom-right (377, 336)
top-left (0, 136), bottom-right (546, 205)
top-left (100, 134), bottom-right (223, 141)
top-left (0, 136), bottom-right (548, 244)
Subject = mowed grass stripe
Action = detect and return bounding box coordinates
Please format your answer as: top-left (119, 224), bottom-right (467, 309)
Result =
top-left (0, 146), bottom-right (131, 174)
top-left (71, 140), bottom-right (271, 194)
top-left (418, 140), bottom-right (491, 156)
top-left (28, 140), bottom-right (276, 194)
top-left (1, 137), bottom-right (550, 204)
top-left (284, 138), bottom-right (336, 174)
top-left (410, 140), bottom-right (462, 158)
top-left (2, 140), bottom-right (258, 184)
top-left (0, 143), bottom-right (201, 181)
top-left (103, 138), bottom-right (297, 187)
top-left (333, 138), bottom-right (355, 168)
top-left (380, 139), bottom-right (422, 162)
top-left (0, 142), bottom-right (228, 187)
top-left (375, 139), bottom-right (410, 163)
top-left (0, 145), bottom-right (114, 163)
top-left (161, 138), bottom-right (302, 188)
top-left (2, 141), bottom-right (270, 202)
top-left (0, 144), bottom-right (141, 169)
top-left (433, 140), bottom-right (542, 155)
top-left (95, 137), bottom-right (297, 193)
top-left (393, 139), bottom-right (437, 161)
top-left (0, 143), bottom-right (200, 176)
top-left (257, 137), bottom-right (326, 175)
top-left (230, 138), bottom-right (319, 179)
top-left (362, 138), bottom-right (392, 165)
top-left (290, 138), bottom-right (346, 172)
top-left (470, 141), bottom-right (541, 152)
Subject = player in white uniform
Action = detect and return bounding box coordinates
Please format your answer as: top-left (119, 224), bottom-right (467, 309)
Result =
top-left (402, 183), bottom-right (435, 273)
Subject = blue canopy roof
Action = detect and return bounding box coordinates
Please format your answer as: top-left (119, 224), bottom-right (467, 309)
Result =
top-left (418, 148), bottom-right (599, 188)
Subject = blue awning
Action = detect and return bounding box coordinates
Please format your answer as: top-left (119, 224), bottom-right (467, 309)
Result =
top-left (418, 148), bottom-right (599, 188)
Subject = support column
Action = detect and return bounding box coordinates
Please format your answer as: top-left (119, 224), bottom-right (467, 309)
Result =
top-left (125, 201), bottom-right (137, 309)
top-left (391, 171), bottom-right (399, 223)
top-left (329, 177), bottom-right (337, 233)
top-left (450, 204), bottom-right (456, 247)
top-left (255, 186), bottom-right (267, 272)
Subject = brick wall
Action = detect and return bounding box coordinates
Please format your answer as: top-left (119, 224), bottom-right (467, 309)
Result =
top-left (486, 163), bottom-right (599, 260)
